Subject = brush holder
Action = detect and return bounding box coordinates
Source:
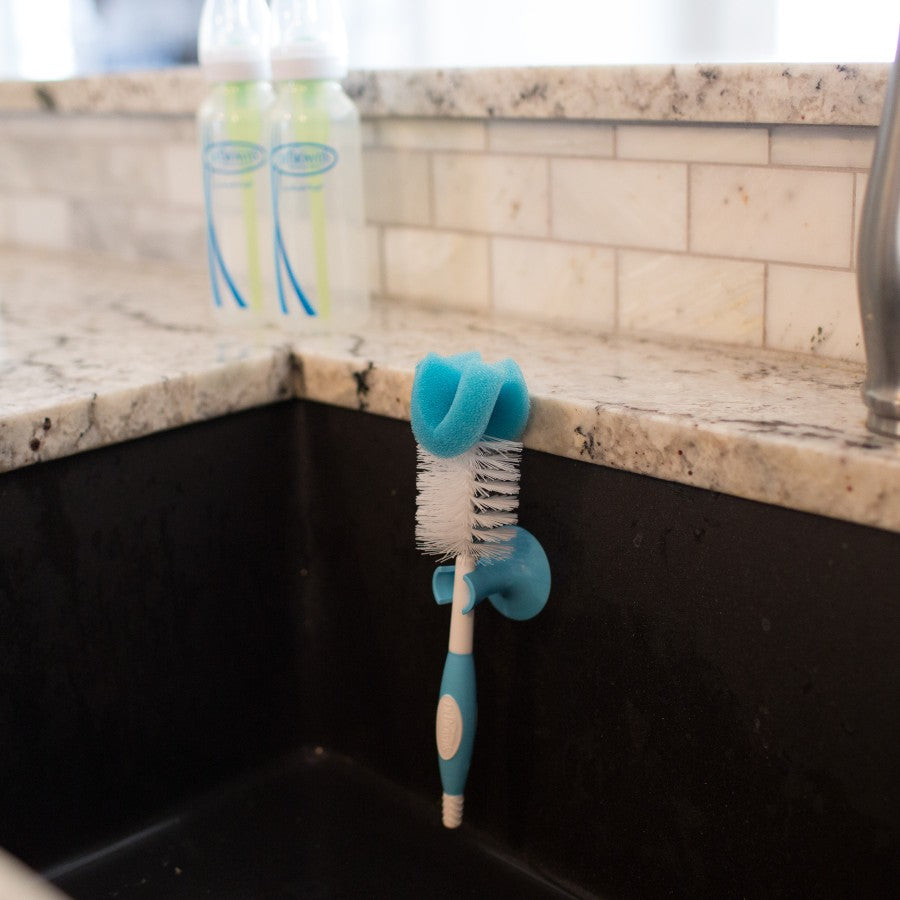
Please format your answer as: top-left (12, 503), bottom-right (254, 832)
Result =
top-left (432, 527), bottom-right (551, 620)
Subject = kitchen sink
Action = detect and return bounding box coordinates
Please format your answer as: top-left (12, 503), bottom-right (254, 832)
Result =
top-left (47, 748), bottom-right (572, 899)
top-left (1, 401), bottom-right (897, 898)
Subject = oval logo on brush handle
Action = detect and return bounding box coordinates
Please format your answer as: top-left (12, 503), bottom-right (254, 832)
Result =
top-left (436, 694), bottom-right (463, 760)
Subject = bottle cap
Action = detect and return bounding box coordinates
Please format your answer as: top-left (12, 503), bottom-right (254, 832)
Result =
top-left (270, 0), bottom-right (349, 81)
top-left (198, 0), bottom-right (271, 82)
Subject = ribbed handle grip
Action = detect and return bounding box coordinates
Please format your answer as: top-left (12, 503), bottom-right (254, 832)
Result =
top-left (436, 651), bottom-right (476, 827)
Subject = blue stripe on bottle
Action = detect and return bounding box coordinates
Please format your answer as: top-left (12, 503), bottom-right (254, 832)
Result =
top-left (271, 166), bottom-right (317, 317)
top-left (203, 165), bottom-right (248, 310)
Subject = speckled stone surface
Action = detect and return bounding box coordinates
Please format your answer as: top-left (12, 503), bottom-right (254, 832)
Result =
top-left (0, 67), bottom-right (207, 114)
top-left (1, 247), bottom-right (898, 532)
top-left (0, 62), bottom-right (889, 125)
top-left (345, 63), bottom-right (890, 126)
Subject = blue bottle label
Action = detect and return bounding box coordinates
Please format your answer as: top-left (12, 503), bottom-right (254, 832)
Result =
top-left (271, 142), bottom-right (339, 177)
top-left (203, 141), bottom-right (267, 175)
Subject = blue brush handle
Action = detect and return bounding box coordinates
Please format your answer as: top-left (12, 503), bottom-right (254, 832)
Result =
top-left (435, 651), bottom-right (476, 826)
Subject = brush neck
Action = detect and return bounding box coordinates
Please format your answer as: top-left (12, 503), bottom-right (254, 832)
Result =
top-left (447, 554), bottom-right (476, 655)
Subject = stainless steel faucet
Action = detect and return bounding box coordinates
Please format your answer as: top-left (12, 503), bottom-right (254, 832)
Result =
top-left (858, 30), bottom-right (900, 438)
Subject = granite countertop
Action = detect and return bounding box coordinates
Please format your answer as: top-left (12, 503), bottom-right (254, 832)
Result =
top-left (0, 62), bottom-right (889, 126)
top-left (1, 247), bottom-right (898, 533)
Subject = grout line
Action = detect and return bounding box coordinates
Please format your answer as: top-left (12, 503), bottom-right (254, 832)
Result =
top-left (394, 147), bottom-right (555, 165)
top-left (612, 248), bottom-right (621, 332)
top-left (365, 222), bottom-right (854, 273)
top-left (486, 234), bottom-right (495, 314)
top-left (762, 262), bottom-right (769, 348)
top-left (475, 117), bottom-right (489, 152)
top-left (370, 117), bottom-right (383, 149)
top-left (685, 162), bottom-right (692, 253)
top-left (370, 138), bottom-right (874, 172)
top-left (377, 225), bottom-right (388, 296)
top-left (545, 156), bottom-right (553, 237)
top-left (426, 149), bottom-right (436, 227)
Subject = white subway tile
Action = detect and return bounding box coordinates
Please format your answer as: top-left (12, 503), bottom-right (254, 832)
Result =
top-left (166, 117), bottom-right (199, 143)
top-left (383, 227), bottom-right (490, 311)
top-left (363, 148), bottom-right (431, 226)
top-left (433, 153), bottom-right (548, 237)
top-left (360, 119), bottom-right (378, 147)
top-left (71, 198), bottom-right (136, 258)
top-left (0, 196), bottom-right (10, 244)
top-left (619, 251), bottom-right (764, 345)
top-left (0, 143), bottom-right (21, 190)
top-left (132, 203), bottom-right (205, 264)
top-left (105, 143), bottom-right (168, 201)
top-left (367, 225), bottom-right (382, 295)
top-left (9, 194), bottom-right (72, 250)
top-left (163, 143), bottom-right (204, 207)
top-left (766, 265), bottom-right (863, 362)
top-left (1, 113), bottom-right (187, 142)
top-left (617, 124), bottom-right (768, 164)
top-left (0, 114), bottom-right (56, 141)
top-left (690, 165), bottom-right (853, 267)
top-left (552, 158), bottom-right (687, 251)
top-left (376, 118), bottom-right (486, 151)
top-left (488, 120), bottom-right (614, 157)
top-left (0, 139), bottom-right (106, 196)
top-left (492, 237), bottom-right (615, 328)
top-left (770, 126), bottom-right (876, 169)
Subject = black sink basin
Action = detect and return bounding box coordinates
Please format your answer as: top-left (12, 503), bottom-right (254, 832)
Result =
top-left (1, 401), bottom-right (898, 898)
top-left (47, 749), bottom-right (572, 899)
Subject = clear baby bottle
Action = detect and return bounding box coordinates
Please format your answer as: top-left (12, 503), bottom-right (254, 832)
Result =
top-left (268, 0), bottom-right (368, 330)
top-left (197, 0), bottom-right (275, 325)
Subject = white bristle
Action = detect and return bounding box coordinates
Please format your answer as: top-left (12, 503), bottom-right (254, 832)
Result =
top-left (416, 438), bottom-right (522, 561)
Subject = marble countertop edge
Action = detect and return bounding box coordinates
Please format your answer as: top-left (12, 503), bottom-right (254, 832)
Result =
top-left (285, 337), bottom-right (900, 533)
top-left (8, 359), bottom-right (896, 534)
top-left (299, 372), bottom-right (900, 533)
top-left (1, 352), bottom-right (296, 472)
top-left (1, 248), bottom-right (898, 534)
top-left (0, 61), bottom-right (888, 126)
top-left (527, 398), bottom-right (900, 533)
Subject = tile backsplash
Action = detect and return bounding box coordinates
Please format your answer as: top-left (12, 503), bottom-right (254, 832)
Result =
top-left (362, 117), bottom-right (872, 364)
top-left (0, 111), bottom-right (874, 363)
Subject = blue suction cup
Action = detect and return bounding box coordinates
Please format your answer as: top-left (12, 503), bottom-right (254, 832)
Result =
top-left (431, 527), bottom-right (550, 620)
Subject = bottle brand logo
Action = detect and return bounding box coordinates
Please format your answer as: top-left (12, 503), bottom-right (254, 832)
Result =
top-left (203, 141), bottom-right (266, 175)
top-left (271, 142), bottom-right (339, 177)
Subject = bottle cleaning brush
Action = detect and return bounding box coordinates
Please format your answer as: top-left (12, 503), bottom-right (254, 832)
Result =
top-left (411, 351), bottom-right (532, 829)
top-left (416, 438), bottom-right (522, 563)
top-left (416, 438), bottom-right (522, 828)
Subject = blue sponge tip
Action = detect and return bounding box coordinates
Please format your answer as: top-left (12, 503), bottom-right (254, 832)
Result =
top-left (411, 351), bottom-right (530, 457)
